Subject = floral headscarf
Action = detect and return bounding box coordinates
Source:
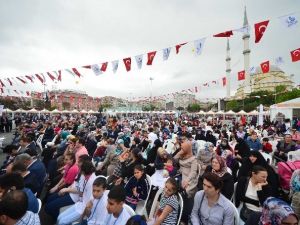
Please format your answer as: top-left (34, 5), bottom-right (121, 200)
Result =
top-left (259, 197), bottom-right (298, 225)
top-left (211, 155), bottom-right (227, 177)
top-left (290, 169), bottom-right (300, 195)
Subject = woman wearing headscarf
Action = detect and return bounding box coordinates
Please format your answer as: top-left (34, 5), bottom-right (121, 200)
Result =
top-left (197, 142), bottom-right (215, 175)
top-left (201, 155), bottom-right (234, 199)
top-left (234, 137), bottom-right (251, 160)
top-left (290, 169), bottom-right (300, 219)
top-left (238, 151), bottom-right (279, 197)
top-left (245, 197), bottom-right (299, 225)
top-left (205, 130), bottom-right (217, 146)
top-left (145, 139), bottom-right (162, 176)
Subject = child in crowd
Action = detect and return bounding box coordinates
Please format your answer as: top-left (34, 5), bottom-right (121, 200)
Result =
top-left (79, 177), bottom-right (108, 225)
top-left (125, 165), bottom-right (150, 210)
top-left (262, 137), bottom-right (273, 154)
top-left (104, 185), bottom-right (131, 225)
top-left (163, 156), bottom-right (176, 178)
top-left (126, 215), bottom-right (147, 225)
top-left (149, 177), bottom-right (179, 225)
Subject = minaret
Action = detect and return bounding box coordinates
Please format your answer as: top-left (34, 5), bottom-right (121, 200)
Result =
top-left (243, 7), bottom-right (251, 94)
top-left (226, 38), bottom-right (231, 98)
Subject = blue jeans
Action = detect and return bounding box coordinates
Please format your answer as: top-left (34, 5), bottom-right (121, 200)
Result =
top-left (57, 205), bottom-right (81, 225)
top-left (44, 193), bottom-right (74, 221)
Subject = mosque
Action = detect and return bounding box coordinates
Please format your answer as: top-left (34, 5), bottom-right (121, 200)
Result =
top-left (226, 8), bottom-right (294, 100)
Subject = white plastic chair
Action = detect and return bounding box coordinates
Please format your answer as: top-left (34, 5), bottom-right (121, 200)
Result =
top-left (37, 198), bottom-right (42, 213)
top-left (36, 134), bottom-right (44, 152)
top-left (226, 199), bottom-right (240, 225)
top-left (176, 193), bottom-right (184, 225)
top-left (149, 188), bottom-right (164, 219)
top-left (231, 182), bottom-right (237, 203)
top-left (135, 175), bottom-right (152, 215)
top-left (288, 150), bottom-right (300, 161)
top-left (124, 204), bottom-right (136, 216)
top-left (261, 152), bottom-right (272, 165)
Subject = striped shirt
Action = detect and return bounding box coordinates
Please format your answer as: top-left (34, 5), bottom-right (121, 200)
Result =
top-left (158, 193), bottom-right (179, 225)
top-left (15, 211), bottom-right (40, 225)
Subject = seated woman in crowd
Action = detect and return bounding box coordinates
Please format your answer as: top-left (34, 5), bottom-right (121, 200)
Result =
top-left (125, 165), bottom-right (150, 210)
top-left (148, 177), bottom-right (179, 225)
top-left (238, 151), bottom-right (279, 196)
top-left (45, 160), bottom-right (96, 223)
top-left (235, 165), bottom-right (274, 222)
top-left (201, 155), bottom-right (234, 200)
top-left (245, 197), bottom-right (299, 225)
top-left (234, 138), bottom-right (250, 160)
top-left (49, 152), bottom-right (79, 194)
top-left (154, 147), bottom-right (169, 171)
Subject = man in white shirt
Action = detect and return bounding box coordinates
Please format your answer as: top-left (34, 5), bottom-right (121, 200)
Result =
top-left (148, 127), bottom-right (158, 148)
top-left (104, 185), bottom-right (131, 225)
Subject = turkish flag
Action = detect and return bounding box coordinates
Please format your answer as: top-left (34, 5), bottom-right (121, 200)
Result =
top-left (16, 77), bottom-right (26, 84)
top-left (0, 79), bottom-right (5, 87)
top-left (101, 62), bottom-right (108, 72)
top-left (254, 20), bottom-right (269, 43)
top-left (175, 42), bottom-right (187, 54)
top-left (260, 61), bottom-right (270, 73)
top-left (26, 91), bottom-right (30, 96)
top-left (238, 70), bottom-right (245, 80)
top-left (291, 48), bottom-right (300, 62)
top-left (195, 86), bottom-right (198, 93)
top-left (213, 30), bottom-right (233, 37)
top-left (25, 75), bottom-right (34, 83)
top-left (147, 51), bottom-right (156, 65)
top-left (7, 78), bottom-right (12, 86)
top-left (222, 77), bottom-right (227, 86)
top-left (35, 74), bottom-right (44, 83)
top-left (123, 57), bottom-right (131, 72)
top-left (72, 68), bottom-right (82, 77)
top-left (47, 72), bottom-right (56, 81)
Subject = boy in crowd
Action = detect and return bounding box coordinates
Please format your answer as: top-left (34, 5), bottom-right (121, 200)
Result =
top-left (104, 185), bottom-right (131, 225)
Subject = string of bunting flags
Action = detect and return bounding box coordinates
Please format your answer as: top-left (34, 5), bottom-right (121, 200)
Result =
top-left (0, 11), bottom-right (299, 96)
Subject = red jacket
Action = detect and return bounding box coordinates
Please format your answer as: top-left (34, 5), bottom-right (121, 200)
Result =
top-left (263, 142), bottom-right (273, 153)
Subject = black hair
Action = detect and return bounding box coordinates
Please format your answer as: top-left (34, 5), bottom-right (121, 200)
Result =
top-left (0, 190), bottom-right (28, 220)
top-left (252, 165), bottom-right (267, 174)
top-left (11, 162), bottom-right (27, 173)
top-left (165, 177), bottom-right (179, 194)
top-left (202, 172), bottom-right (223, 191)
top-left (78, 137), bottom-right (86, 145)
top-left (108, 185), bottom-right (126, 202)
top-left (262, 137), bottom-right (269, 142)
top-left (126, 215), bottom-right (147, 225)
top-left (78, 154), bottom-right (92, 162)
top-left (134, 164), bottom-right (144, 172)
top-left (80, 160), bottom-right (95, 175)
top-left (0, 173), bottom-right (24, 191)
top-left (2, 145), bottom-right (19, 154)
top-left (93, 177), bottom-right (107, 189)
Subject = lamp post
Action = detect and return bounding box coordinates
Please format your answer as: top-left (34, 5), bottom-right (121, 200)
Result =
top-left (149, 77), bottom-right (154, 110)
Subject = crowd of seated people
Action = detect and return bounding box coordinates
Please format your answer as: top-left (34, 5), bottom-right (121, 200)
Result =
top-left (0, 112), bottom-right (299, 225)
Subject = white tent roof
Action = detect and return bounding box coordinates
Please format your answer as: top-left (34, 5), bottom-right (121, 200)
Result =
top-left (80, 110), bottom-right (88, 113)
top-left (248, 110), bottom-right (259, 115)
top-left (215, 110), bottom-right (224, 114)
top-left (71, 109), bottom-right (79, 113)
top-left (206, 110), bottom-right (215, 114)
top-left (15, 108), bottom-right (25, 112)
top-left (88, 110), bottom-right (95, 113)
top-left (5, 108), bottom-right (13, 112)
top-left (198, 110), bottom-right (206, 115)
top-left (271, 97), bottom-right (300, 109)
top-left (236, 110), bottom-right (247, 115)
top-left (41, 108), bottom-right (50, 113)
top-left (225, 110), bottom-right (235, 115)
top-left (51, 109), bottom-right (60, 113)
top-left (28, 108), bottom-right (38, 113)
top-left (62, 110), bottom-right (70, 113)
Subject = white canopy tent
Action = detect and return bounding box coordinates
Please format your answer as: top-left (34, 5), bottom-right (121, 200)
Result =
top-left (270, 97), bottom-right (300, 121)
top-left (28, 108), bottom-right (39, 113)
top-left (51, 109), bottom-right (60, 114)
top-left (236, 110), bottom-right (247, 115)
top-left (224, 110), bottom-right (236, 115)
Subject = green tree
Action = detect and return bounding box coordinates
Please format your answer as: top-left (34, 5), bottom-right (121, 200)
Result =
top-left (187, 103), bottom-right (201, 112)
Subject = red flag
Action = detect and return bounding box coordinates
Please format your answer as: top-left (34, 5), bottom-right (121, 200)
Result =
top-left (254, 20), bottom-right (270, 43)
top-left (291, 48), bottom-right (300, 62)
top-left (238, 70), bottom-right (245, 80)
top-left (222, 77), bottom-right (227, 86)
top-left (101, 62), bottom-right (108, 72)
top-left (70, 96), bottom-right (74, 102)
top-left (195, 86), bottom-right (198, 93)
top-left (147, 51), bottom-right (156, 65)
top-left (260, 61), bottom-right (270, 73)
top-left (0, 79), bottom-right (5, 87)
top-left (123, 58), bottom-right (131, 72)
top-left (47, 72), bottom-right (56, 81)
top-left (25, 75), bottom-right (34, 83)
top-left (213, 30), bottom-right (233, 37)
top-left (203, 83), bottom-right (209, 87)
top-left (16, 77), bottom-right (26, 84)
top-left (7, 78), bottom-right (12, 86)
top-left (175, 42), bottom-right (187, 54)
top-left (82, 65), bottom-right (91, 69)
top-left (35, 74), bottom-right (44, 83)
top-left (57, 70), bottom-right (62, 81)
top-left (0, 88), bottom-right (3, 94)
top-left (26, 91), bottom-right (30, 96)
top-left (72, 68), bottom-right (82, 78)
top-left (37, 92), bottom-right (42, 99)
top-left (212, 80), bottom-right (217, 84)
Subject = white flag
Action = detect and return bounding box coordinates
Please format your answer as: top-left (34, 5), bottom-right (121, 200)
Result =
top-left (162, 47), bottom-right (171, 61)
top-left (91, 64), bottom-right (102, 76)
top-left (194, 38), bottom-right (206, 56)
top-left (135, 54), bottom-right (143, 69)
top-left (249, 66), bottom-right (256, 74)
top-left (111, 60), bottom-right (119, 73)
top-left (279, 14), bottom-right (298, 28)
top-left (275, 56), bottom-right (284, 66)
top-left (234, 25), bottom-right (250, 34)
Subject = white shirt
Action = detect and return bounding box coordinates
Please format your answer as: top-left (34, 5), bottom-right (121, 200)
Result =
top-left (245, 180), bottom-right (262, 212)
top-left (103, 207), bottom-right (131, 225)
top-left (87, 191), bottom-right (109, 225)
top-left (148, 132), bottom-right (158, 148)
